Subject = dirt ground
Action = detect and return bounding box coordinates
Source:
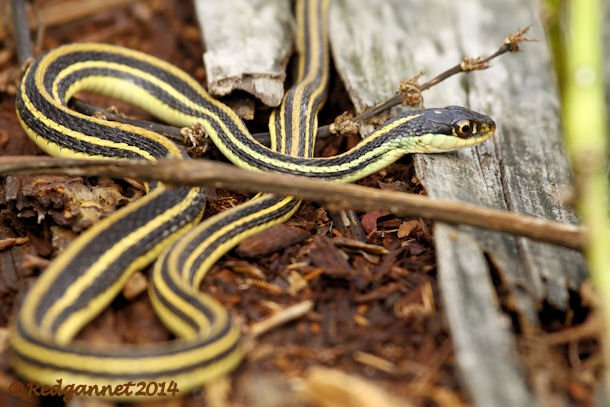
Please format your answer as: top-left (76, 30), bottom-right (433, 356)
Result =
top-left (0, 1), bottom-right (602, 406)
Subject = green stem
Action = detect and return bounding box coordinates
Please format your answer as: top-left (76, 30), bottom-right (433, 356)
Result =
top-left (547, 0), bottom-right (609, 386)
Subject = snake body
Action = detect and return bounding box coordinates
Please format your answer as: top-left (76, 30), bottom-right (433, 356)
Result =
top-left (11, 0), bottom-right (495, 399)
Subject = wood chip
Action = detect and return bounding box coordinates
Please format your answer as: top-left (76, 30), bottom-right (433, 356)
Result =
top-left (360, 251), bottom-right (381, 265)
top-left (308, 235), bottom-right (353, 277)
top-left (115, 298), bottom-right (170, 344)
top-left (236, 224), bottom-right (310, 258)
top-left (225, 260), bottom-right (266, 279)
top-left (354, 282), bottom-right (402, 303)
top-left (333, 236), bottom-right (389, 255)
top-left (397, 220), bottom-right (419, 239)
top-left (303, 268), bottom-right (324, 282)
top-left (0, 237), bottom-right (28, 251)
top-left (205, 376), bottom-right (232, 407)
top-left (77, 309), bottom-right (122, 345)
top-left (298, 367), bottom-right (410, 407)
top-left (19, 254), bottom-right (50, 270)
top-left (6, 175), bottom-right (137, 232)
top-left (377, 180), bottom-right (408, 192)
top-left (0, 0), bottom-right (143, 40)
top-left (286, 271), bottom-right (309, 296)
top-left (393, 280), bottom-right (436, 320)
top-left (50, 225), bottom-right (77, 252)
top-left (249, 300), bottom-right (313, 339)
top-left (352, 314), bottom-right (369, 327)
top-left (244, 279), bottom-right (284, 296)
top-left (353, 351), bottom-right (397, 374)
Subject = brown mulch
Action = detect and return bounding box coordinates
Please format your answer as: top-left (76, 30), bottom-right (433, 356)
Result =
top-left (0, 1), bottom-right (601, 406)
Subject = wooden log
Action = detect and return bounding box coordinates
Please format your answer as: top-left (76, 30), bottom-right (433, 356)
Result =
top-left (194, 0), bottom-right (293, 107)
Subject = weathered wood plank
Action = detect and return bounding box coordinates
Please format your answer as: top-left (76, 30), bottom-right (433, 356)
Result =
top-left (329, 1), bottom-right (534, 405)
top-left (194, 0), bottom-right (293, 107)
top-left (330, 0), bottom-right (586, 405)
top-left (435, 226), bottom-right (532, 406)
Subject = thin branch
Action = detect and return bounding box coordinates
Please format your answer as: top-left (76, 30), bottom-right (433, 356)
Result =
top-left (355, 26), bottom-right (533, 122)
top-left (248, 300), bottom-right (314, 339)
top-left (10, 0), bottom-right (34, 65)
top-left (321, 27), bottom-right (534, 138)
top-left (71, 99), bottom-right (276, 147)
top-left (70, 100), bottom-right (184, 142)
top-left (0, 156), bottom-right (586, 252)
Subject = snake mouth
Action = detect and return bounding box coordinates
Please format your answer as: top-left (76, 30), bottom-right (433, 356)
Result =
top-left (410, 128), bottom-right (494, 153)
top-left (470, 121), bottom-right (495, 142)
top-left (473, 128), bottom-right (495, 145)
top-left (484, 121), bottom-right (496, 134)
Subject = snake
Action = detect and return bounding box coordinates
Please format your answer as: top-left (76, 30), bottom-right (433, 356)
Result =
top-left (10, 0), bottom-right (496, 400)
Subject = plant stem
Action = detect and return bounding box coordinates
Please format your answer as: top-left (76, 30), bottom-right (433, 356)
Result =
top-left (548, 0), bottom-right (610, 387)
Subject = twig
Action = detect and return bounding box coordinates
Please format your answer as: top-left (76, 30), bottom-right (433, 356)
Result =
top-left (321, 27), bottom-right (533, 139)
top-left (10, 0), bottom-right (33, 65)
top-left (542, 314), bottom-right (601, 346)
top-left (248, 300), bottom-right (313, 338)
top-left (345, 27), bottom-right (533, 124)
top-left (71, 99), bottom-right (274, 147)
top-left (0, 156), bottom-right (586, 251)
top-left (70, 100), bottom-right (184, 142)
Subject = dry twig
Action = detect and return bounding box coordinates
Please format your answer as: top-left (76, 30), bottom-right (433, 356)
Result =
top-left (248, 300), bottom-right (314, 339)
top-left (345, 26), bottom-right (534, 125)
top-left (0, 156), bottom-right (586, 251)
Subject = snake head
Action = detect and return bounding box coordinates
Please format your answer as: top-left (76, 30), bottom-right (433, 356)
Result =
top-left (442, 105), bottom-right (496, 140)
top-left (402, 106), bottom-right (496, 152)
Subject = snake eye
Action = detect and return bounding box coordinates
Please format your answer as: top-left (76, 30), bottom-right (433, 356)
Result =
top-left (454, 120), bottom-right (473, 138)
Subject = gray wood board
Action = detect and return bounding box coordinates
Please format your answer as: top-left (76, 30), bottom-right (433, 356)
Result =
top-left (194, 0), bottom-right (293, 107)
top-left (330, 0), bottom-right (586, 405)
